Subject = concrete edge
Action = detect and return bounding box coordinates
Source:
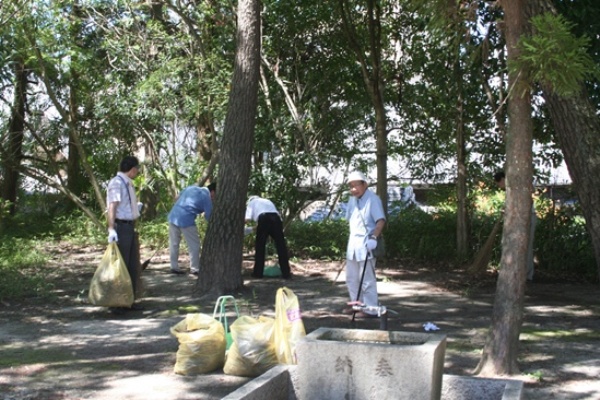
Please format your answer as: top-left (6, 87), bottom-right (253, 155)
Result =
top-left (502, 379), bottom-right (524, 400)
top-left (221, 366), bottom-right (292, 400)
top-left (443, 374), bottom-right (524, 400)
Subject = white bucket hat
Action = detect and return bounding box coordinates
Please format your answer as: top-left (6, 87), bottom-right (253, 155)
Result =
top-left (347, 171), bottom-right (368, 184)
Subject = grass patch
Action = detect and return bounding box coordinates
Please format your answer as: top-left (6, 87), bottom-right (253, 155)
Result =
top-left (525, 370), bottom-right (544, 382)
top-left (0, 347), bottom-right (76, 368)
top-left (177, 305), bottom-right (202, 313)
top-left (520, 328), bottom-right (600, 342)
top-left (446, 340), bottom-right (482, 354)
top-left (0, 237), bottom-right (54, 302)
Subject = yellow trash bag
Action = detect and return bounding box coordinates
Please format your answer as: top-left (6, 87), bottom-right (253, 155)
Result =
top-left (273, 286), bottom-right (306, 364)
top-left (170, 313), bottom-right (226, 375)
top-left (88, 243), bottom-right (134, 308)
top-left (223, 315), bottom-right (279, 377)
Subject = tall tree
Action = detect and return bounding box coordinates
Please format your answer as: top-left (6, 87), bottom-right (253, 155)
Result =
top-left (65, 1), bottom-right (85, 202)
top-left (1, 57), bottom-right (27, 216)
top-left (547, 90), bottom-right (600, 281)
top-left (475, 0), bottom-right (533, 376)
top-left (529, 0), bottom-right (600, 282)
top-left (197, 0), bottom-right (261, 296)
top-left (445, 1), bottom-right (471, 261)
top-left (256, 0), bottom-right (372, 219)
top-left (0, 1), bottom-right (31, 218)
top-left (337, 0), bottom-right (389, 212)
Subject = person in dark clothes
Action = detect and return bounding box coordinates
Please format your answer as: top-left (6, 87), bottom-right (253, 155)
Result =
top-left (244, 196), bottom-right (291, 279)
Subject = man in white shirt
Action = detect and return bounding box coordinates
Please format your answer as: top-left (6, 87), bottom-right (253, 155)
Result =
top-left (106, 156), bottom-right (143, 310)
top-left (245, 196), bottom-right (291, 279)
top-left (345, 171), bottom-right (386, 317)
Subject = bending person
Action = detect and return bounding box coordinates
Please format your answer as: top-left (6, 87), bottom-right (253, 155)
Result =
top-left (245, 196), bottom-right (291, 279)
top-left (168, 183), bottom-right (216, 276)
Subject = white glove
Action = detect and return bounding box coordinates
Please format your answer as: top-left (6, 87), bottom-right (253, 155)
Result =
top-left (137, 202), bottom-right (144, 213)
top-left (108, 229), bottom-right (118, 243)
top-left (244, 226), bottom-right (254, 236)
top-left (366, 238), bottom-right (377, 251)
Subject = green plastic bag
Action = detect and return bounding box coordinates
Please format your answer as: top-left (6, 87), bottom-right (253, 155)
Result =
top-left (264, 265), bottom-right (282, 277)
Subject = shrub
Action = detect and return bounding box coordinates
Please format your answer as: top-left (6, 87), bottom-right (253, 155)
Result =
top-left (535, 203), bottom-right (596, 280)
top-left (386, 207), bottom-right (458, 262)
top-left (0, 238), bottom-right (53, 302)
top-left (286, 219), bottom-right (348, 260)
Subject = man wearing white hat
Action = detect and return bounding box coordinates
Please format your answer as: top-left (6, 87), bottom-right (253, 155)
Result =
top-left (345, 171), bottom-right (386, 317)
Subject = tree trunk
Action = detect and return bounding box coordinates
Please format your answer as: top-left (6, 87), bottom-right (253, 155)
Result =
top-left (67, 78), bottom-right (85, 201)
top-left (196, 0), bottom-right (261, 297)
top-left (66, 1), bottom-right (86, 203)
top-left (196, 116), bottom-right (215, 162)
top-left (27, 31), bottom-right (106, 213)
top-left (1, 57), bottom-right (27, 216)
top-left (475, 0), bottom-right (532, 376)
top-left (140, 140), bottom-right (160, 220)
top-left (530, 0), bottom-right (600, 283)
top-left (545, 90), bottom-right (600, 282)
top-left (455, 51), bottom-right (469, 261)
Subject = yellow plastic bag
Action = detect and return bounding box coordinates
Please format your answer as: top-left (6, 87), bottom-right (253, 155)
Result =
top-left (223, 316), bottom-right (278, 377)
top-left (273, 287), bottom-right (306, 364)
top-left (88, 243), bottom-right (134, 308)
top-left (170, 313), bottom-right (226, 375)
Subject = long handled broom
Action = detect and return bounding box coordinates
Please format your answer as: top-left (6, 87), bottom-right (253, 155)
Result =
top-left (351, 252), bottom-right (371, 323)
top-left (467, 217), bottom-right (503, 275)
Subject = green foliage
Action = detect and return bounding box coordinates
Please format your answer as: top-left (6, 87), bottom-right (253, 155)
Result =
top-left (554, 0), bottom-right (600, 108)
top-left (284, 205), bottom-right (497, 264)
top-left (386, 207), bottom-right (458, 261)
top-left (0, 237), bottom-right (52, 302)
top-left (53, 211), bottom-right (105, 245)
top-left (137, 218), bottom-right (171, 249)
top-left (286, 219), bottom-right (348, 260)
top-left (535, 201), bottom-right (596, 280)
top-left (7, 194), bottom-right (70, 239)
top-left (283, 192), bottom-right (596, 282)
top-left (515, 13), bottom-right (599, 96)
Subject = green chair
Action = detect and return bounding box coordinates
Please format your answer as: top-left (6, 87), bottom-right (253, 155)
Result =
top-left (212, 295), bottom-right (240, 350)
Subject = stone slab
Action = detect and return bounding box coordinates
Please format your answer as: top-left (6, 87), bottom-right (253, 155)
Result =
top-left (223, 367), bottom-right (524, 400)
top-left (294, 328), bottom-right (446, 400)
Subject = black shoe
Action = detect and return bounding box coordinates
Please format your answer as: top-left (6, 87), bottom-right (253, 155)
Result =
top-left (170, 269), bottom-right (186, 275)
top-left (282, 274), bottom-right (292, 280)
top-left (130, 303), bottom-right (144, 311)
top-left (189, 270), bottom-right (199, 276)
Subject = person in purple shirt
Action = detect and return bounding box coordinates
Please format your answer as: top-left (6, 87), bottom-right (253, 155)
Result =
top-left (168, 183), bottom-right (216, 275)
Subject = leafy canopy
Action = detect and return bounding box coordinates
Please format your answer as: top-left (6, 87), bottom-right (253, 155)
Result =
top-left (515, 13), bottom-right (599, 96)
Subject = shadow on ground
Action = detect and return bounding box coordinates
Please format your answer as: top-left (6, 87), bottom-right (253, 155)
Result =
top-left (0, 245), bottom-right (599, 399)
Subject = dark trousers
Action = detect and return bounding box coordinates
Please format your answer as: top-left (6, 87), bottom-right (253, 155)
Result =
top-left (254, 213), bottom-right (290, 278)
top-left (115, 221), bottom-right (142, 298)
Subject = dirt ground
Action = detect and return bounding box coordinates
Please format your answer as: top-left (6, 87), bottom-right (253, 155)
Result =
top-left (1, 243), bottom-right (599, 400)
